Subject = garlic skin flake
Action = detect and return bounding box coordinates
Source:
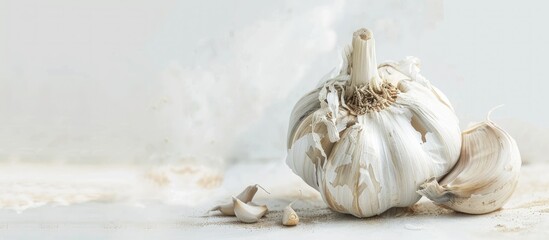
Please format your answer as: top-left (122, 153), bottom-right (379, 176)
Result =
top-left (286, 28), bottom-right (461, 217)
top-left (282, 203), bottom-right (299, 226)
top-left (210, 184), bottom-right (269, 216)
top-left (210, 202), bottom-right (237, 216)
top-left (417, 119), bottom-right (521, 214)
top-left (232, 197), bottom-right (268, 223)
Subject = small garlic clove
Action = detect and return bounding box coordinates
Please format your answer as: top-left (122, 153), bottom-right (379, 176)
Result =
top-left (233, 197), bottom-right (268, 223)
top-left (210, 184), bottom-right (269, 216)
top-left (282, 203), bottom-right (299, 226)
top-left (417, 118), bottom-right (521, 214)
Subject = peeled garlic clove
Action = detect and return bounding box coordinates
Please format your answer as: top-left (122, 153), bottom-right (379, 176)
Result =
top-left (233, 197), bottom-right (268, 223)
top-left (282, 203), bottom-right (299, 226)
top-left (210, 184), bottom-right (269, 216)
top-left (417, 119), bottom-right (521, 214)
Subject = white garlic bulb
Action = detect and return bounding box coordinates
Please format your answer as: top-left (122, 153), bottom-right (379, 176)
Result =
top-left (417, 116), bottom-right (521, 214)
top-left (286, 28), bottom-right (462, 217)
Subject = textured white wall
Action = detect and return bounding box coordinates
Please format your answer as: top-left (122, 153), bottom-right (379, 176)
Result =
top-left (1, 0), bottom-right (547, 165)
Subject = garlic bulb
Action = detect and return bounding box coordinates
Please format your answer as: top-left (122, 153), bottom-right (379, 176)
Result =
top-left (286, 28), bottom-right (462, 217)
top-left (417, 117), bottom-right (521, 214)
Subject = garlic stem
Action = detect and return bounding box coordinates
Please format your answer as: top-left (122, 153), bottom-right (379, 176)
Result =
top-left (350, 28), bottom-right (382, 92)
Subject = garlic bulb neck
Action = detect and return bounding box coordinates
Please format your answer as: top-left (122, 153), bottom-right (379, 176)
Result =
top-left (346, 29), bottom-right (398, 115)
top-left (350, 28), bottom-right (379, 88)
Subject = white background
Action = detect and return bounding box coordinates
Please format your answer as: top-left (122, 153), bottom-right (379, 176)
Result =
top-left (1, 0), bottom-right (547, 166)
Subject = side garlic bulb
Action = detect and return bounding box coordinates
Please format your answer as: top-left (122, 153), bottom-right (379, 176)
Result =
top-left (417, 114), bottom-right (521, 214)
top-left (286, 28), bottom-right (462, 217)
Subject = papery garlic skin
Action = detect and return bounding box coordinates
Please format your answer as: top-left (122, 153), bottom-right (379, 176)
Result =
top-left (286, 29), bottom-right (461, 217)
top-left (417, 119), bottom-right (521, 214)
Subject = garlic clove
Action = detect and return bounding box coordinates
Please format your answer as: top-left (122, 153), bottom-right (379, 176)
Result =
top-left (210, 184), bottom-right (269, 216)
top-left (233, 197), bottom-right (268, 223)
top-left (282, 202), bottom-right (299, 226)
top-left (287, 90), bottom-right (322, 148)
top-left (236, 184), bottom-right (270, 203)
top-left (417, 119), bottom-right (521, 214)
